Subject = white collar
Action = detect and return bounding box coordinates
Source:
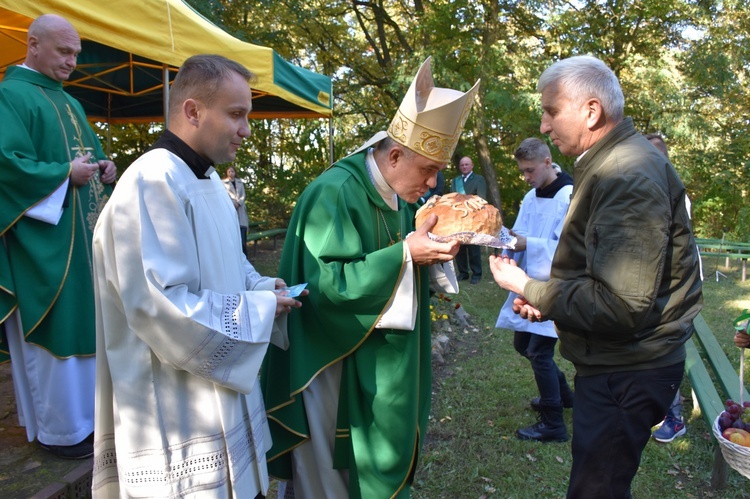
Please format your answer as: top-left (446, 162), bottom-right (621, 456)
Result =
top-left (365, 149), bottom-right (399, 211)
top-left (19, 63), bottom-right (38, 73)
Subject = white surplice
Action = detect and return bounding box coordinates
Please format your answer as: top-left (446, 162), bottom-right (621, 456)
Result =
top-left (495, 184), bottom-right (573, 337)
top-left (92, 148), bottom-right (282, 498)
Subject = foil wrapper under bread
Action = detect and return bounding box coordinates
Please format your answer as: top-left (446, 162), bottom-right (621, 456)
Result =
top-left (427, 226), bottom-right (516, 249)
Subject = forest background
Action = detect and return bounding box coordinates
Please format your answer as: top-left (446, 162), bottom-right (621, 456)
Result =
top-left (99, 0), bottom-right (750, 239)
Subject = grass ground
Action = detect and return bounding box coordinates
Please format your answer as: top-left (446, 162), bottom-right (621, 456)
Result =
top-left (253, 244), bottom-right (750, 498)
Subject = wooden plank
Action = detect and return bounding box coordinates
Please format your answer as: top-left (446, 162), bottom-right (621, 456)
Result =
top-left (685, 337), bottom-right (724, 425)
top-left (247, 228), bottom-right (286, 241)
top-left (699, 252), bottom-right (749, 259)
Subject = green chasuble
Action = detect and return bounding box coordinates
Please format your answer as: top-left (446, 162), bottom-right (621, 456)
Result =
top-left (261, 151), bottom-right (433, 498)
top-left (0, 66), bottom-right (112, 361)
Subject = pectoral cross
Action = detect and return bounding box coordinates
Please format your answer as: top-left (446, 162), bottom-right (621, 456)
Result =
top-left (66, 104), bottom-right (95, 159)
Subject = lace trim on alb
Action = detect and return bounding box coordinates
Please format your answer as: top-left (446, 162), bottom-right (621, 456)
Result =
top-left (195, 295), bottom-right (242, 379)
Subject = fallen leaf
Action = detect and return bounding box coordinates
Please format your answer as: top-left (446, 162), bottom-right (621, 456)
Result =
top-left (556, 456), bottom-right (563, 463)
top-left (526, 453), bottom-right (537, 462)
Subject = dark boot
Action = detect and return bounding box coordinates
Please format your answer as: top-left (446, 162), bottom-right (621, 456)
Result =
top-left (517, 405), bottom-right (568, 442)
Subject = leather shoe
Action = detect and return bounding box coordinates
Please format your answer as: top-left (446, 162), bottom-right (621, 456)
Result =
top-left (457, 274), bottom-right (469, 281)
top-left (39, 433), bottom-right (94, 460)
top-left (470, 275), bottom-right (480, 284)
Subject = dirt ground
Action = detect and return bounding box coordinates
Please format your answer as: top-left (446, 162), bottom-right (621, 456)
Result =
top-left (0, 362), bottom-right (92, 498)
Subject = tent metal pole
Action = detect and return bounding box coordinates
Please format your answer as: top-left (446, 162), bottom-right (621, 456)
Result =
top-left (163, 64), bottom-right (170, 127)
top-left (106, 93), bottom-right (112, 156)
top-left (329, 116), bottom-right (334, 165)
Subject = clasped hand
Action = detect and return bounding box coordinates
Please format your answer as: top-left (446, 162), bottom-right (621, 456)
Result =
top-left (70, 152), bottom-right (117, 185)
top-left (489, 254), bottom-right (544, 323)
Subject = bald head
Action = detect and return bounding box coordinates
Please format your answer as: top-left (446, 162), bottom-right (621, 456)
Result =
top-left (26, 14), bottom-right (80, 82)
top-left (28, 14), bottom-right (75, 39)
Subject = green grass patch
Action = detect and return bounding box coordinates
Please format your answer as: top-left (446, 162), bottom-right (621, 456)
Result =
top-left (255, 246), bottom-right (750, 497)
top-left (413, 257), bottom-right (750, 498)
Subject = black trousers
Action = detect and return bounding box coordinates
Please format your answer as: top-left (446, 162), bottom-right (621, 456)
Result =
top-left (240, 225), bottom-right (248, 257)
top-left (514, 331), bottom-right (569, 407)
top-left (567, 362), bottom-right (684, 499)
top-left (455, 244), bottom-right (482, 277)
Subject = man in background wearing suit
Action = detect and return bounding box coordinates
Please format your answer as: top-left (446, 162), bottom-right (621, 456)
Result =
top-left (451, 156), bottom-right (488, 284)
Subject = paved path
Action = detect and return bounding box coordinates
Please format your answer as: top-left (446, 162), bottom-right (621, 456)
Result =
top-left (0, 362), bottom-right (92, 498)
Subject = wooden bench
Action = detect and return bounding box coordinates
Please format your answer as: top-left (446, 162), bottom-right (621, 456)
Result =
top-left (247, 220), bottom-right (267, 230)
top-left (696, 239), bottom-right (750, 281)
top-left (685, 313), bottom-right (750, 489)
top-left (246, 228), bottom-right (287, 257)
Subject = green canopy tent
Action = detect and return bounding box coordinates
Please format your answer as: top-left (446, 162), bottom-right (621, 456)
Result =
top-left (0, 1), bottom-right (333, 122)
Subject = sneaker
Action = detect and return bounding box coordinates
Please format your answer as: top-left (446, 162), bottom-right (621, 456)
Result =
top-left (652, 416), bottom-right (686, 443)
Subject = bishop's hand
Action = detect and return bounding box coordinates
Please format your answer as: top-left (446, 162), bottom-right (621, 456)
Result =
top-left (406, 214), bottom-right (460, 266)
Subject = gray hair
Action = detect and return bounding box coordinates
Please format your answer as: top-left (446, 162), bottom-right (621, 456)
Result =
top-left (376, 135), bottom-right (416, 160)
top-left (537, 55), bottom-right (624, 122)
top-left (514, 137), bottom-right (551, 163)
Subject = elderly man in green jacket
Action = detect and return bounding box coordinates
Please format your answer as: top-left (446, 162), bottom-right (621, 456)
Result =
top-left (490, 55), bottom-right (702, 498)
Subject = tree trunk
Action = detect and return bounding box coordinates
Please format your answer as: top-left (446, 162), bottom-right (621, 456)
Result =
top-left (471, 95), bottom-right (502, 217)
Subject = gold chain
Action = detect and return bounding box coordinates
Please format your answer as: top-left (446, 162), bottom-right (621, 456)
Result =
top-left (377, 208), bottom-right (402, 246)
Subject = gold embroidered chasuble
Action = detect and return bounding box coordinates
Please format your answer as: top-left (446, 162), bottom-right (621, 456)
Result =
top-left (0, 66), bottom-right (111, 359)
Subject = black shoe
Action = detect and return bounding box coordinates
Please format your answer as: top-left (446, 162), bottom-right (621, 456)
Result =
top-left (470, 275), bottom-right (480, 284)
top-left (39, 433), bottom-right (94, 460)
top-left (530, 396), bottom-right (573, 412)
top-left (516, 420), bottom-right (569, 442)
top-left (457, 274), bottom-right (469, 281)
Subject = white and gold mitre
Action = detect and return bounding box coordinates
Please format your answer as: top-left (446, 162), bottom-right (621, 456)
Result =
top-left (387, 57), bottom-right (480, 164)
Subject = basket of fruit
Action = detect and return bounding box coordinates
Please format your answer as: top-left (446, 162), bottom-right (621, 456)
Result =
top-left (713, 310), bottom-right (750, 478)
top-left (714, 401), bottom-right (750, 479)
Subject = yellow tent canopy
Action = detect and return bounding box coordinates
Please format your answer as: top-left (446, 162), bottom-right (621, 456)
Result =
top-left (0, 0), bottom-right (333, 122)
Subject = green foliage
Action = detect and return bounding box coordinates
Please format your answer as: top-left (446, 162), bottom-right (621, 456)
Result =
top-left (99, 0), bottom-right (749, 241)
top-left (94, 122), bottom-right (163, 173)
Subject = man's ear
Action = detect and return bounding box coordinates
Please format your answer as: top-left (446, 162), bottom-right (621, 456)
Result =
top-left (585, 98), bottom-right (604, 129)
top-left (387, 144), bottom-right (404, 168)
top-left (27, 36), bottom-right (39, 56)
top-left (183, 98), bottom-right (201, 126)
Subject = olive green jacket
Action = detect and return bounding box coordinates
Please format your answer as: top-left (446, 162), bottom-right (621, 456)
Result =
top-left (524, 118), bottom-right (703, 375)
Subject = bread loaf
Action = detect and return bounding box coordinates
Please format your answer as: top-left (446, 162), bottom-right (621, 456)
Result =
top-left (415, 192), bottom-right (502, 236)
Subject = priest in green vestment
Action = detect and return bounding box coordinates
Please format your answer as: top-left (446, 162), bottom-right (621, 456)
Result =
top-left (0, 14), bottom-right (115, 458)
top-left (261, 58), bottom-right (479, 498)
